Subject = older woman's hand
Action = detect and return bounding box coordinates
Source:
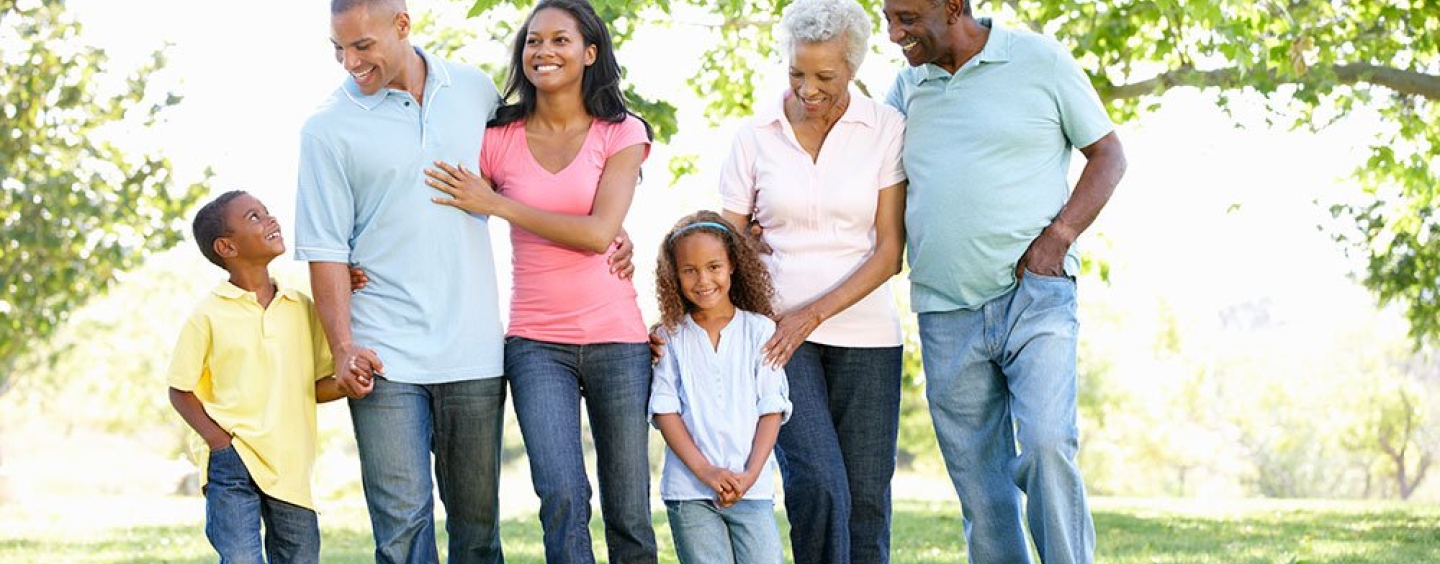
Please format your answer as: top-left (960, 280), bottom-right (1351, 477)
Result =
top-left (762, 306), bottom-right (824, 367)
top-left (426, 161), bottom-right (503, 216)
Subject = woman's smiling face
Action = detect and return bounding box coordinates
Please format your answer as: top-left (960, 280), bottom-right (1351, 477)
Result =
top-left (521, 8), bottom-right (597, 94)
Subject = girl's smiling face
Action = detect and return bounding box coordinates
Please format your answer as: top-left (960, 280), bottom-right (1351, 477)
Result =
top-left (673, 232), bottom-right (735, 315)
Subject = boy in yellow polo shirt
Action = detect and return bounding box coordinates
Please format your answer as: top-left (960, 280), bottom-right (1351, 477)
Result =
top-left (167, 190), bottom-right (360, 564)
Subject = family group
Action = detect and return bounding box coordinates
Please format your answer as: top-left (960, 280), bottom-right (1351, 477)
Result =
top-left (164, 0), bottom-right (1126, 563)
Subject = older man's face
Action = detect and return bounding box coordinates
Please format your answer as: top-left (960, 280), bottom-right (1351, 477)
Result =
top-left (883, 0), bottom-right (954, 68)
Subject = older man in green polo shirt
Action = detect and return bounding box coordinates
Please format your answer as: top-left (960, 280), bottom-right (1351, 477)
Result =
top-left (881, 1), bottom-right (1128, 563)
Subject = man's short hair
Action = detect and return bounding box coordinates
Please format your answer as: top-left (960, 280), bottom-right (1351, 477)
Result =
top-left (192, 190), bottom-right (246, 269)
top-left (331, 0), bottom-right (405, 16)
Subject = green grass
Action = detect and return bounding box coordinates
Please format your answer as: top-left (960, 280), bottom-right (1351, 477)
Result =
top-left (3, 498), bottom-right (1437, 563)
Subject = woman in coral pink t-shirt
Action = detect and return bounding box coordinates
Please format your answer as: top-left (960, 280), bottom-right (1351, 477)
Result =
top-left (423, 1), bottom-right (656, 563)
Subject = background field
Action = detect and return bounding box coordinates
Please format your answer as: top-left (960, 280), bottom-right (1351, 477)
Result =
top-left (4, 491), bottom-right (1437, 564)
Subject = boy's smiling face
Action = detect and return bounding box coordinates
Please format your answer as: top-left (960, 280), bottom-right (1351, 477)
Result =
top-left (216, 193), bottom-right (284, 266)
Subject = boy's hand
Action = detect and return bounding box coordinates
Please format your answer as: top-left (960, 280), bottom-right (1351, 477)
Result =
top-left (607, 229), bottom-right (635, 280)
top-left (203, 431), bottom-right (233, 451)
top-left (336, 345), bottom-right (383, 399)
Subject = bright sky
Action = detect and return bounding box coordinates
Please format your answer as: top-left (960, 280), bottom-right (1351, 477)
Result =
top-left (67, 0), bottom-right (1403, 339)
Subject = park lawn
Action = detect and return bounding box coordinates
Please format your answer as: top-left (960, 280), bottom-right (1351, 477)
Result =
top-left (1, 497), bottom-right (1436, 563)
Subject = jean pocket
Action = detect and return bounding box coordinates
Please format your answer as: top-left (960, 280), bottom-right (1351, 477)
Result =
top-left (207, 445), bottom-right (248, 484)
top-left (1023, 267), bottom-right (1074, 283)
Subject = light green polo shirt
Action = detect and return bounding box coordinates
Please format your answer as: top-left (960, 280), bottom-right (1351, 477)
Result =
top-left (886, 21), bottom-right (1114, 312)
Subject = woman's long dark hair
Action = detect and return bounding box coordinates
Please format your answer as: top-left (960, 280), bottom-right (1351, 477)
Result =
top-left (491, 0), bottom-right (652, 141)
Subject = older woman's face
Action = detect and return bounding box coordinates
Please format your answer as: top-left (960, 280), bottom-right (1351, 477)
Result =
top-left (788, 38), bottom-right (853, 118)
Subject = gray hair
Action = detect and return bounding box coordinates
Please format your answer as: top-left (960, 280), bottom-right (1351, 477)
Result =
top-left (779, 0), bottom-right (871, 73)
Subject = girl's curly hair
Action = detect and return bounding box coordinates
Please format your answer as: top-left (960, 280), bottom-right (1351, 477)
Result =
top-left (655, 210), bottom-right (775, 330)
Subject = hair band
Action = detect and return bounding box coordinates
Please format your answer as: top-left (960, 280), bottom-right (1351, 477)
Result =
top-left (668, 221), bottom-right (731, 242)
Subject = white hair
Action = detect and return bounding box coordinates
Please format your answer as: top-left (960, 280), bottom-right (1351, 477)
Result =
top-left (779, 0), bottom-right (872, 73)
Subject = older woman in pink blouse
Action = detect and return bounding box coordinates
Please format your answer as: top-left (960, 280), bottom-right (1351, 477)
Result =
top-left (717, 1), bottom-right (906, 563)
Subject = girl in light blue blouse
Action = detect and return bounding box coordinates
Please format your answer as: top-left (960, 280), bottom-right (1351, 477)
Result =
top-left (649, 211), bottom-right (793, 564)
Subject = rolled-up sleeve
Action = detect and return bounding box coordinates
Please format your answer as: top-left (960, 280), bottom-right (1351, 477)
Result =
top-left (294, 131), bottom-right (354, 264)
top-left (648, 331), bottom-right (684, 425)
top-left (753, 325), bottom-right (792, 424)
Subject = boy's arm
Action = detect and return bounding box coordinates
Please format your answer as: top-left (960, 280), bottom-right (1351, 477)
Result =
top-left (168, 387), bottom-right (231, 450)
top-left (654, 413), bottom-right (741, 497)
top-left (315, 376), bottom-right (345, 403)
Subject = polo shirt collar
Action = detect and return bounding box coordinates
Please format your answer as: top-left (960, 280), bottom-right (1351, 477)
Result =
top-left (754, 86), bottom-right (880, 130)
top-left (341, 46), bottom-right (450, 111)
top-left (920, 18), bottom-right (1012, 82)
top-left (212, 279), bottom-right (303, 304)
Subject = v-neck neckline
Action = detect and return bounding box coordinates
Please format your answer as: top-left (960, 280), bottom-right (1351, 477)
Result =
top-left (522, 118), bottom-right (596, 176)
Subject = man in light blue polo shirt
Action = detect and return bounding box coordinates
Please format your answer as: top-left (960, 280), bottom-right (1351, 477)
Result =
top-left (294, 1), bottom-right (505, 563)
top-left (882, 1), bottom-right (1128, 563)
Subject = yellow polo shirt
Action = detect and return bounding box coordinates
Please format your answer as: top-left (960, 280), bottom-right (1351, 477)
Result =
top-left (167, 280), bottom-right (333, 509)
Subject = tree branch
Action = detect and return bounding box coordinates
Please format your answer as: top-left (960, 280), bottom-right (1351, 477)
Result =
top-left (1101, 63), bottom-right (1440, 102)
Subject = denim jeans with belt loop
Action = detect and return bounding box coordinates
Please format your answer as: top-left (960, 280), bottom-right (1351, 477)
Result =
top-left (918, 271), bottom-right (1094, 564)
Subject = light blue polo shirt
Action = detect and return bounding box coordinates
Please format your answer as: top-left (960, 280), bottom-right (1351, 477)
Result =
top-left (886, 21), bottom-right (1114, 313)
top-left (294, 48), bottom-right (504, 384)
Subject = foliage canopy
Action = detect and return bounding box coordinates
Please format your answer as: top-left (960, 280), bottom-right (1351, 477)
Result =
top-left (0, 0), bottom-right (209, 385)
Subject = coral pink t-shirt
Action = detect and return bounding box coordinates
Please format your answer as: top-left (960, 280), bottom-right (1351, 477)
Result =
top-left (481, 115), bottom-right (651, 344)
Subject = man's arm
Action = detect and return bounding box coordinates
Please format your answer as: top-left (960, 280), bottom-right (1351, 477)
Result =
top-left (310, 262), bottom-right (379, 398)
top-left (1017, 131), bottom-right (1128, 277)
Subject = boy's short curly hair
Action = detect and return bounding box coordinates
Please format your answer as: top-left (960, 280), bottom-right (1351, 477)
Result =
top-left (655, 210), bottom-right (776, 331)
top-left (192, 190), bottom-right (246, 270)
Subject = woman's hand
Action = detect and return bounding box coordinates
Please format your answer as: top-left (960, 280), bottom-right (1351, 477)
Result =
top-left (426, 161), bottom-right (503, 216)
top-left (762, 306), bottom-right (823, 368)
top-left (648, 324), bottom-right (667, 365)
top-left (349, 266), bottom-right (369, 293)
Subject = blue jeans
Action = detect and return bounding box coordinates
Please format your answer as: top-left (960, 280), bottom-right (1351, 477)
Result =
top-left (773, 344), bottom-right (902, 564)
top-left (506, 338), bottom-right (657, 564)
top-left (918, 272), bottom-right (1094, 564)
top-left (665, 500), bottom-right (784, 564)
top-left (204, 446), bottom-right (320, 564)
top-left (349, 376), bottom-right (507, 564)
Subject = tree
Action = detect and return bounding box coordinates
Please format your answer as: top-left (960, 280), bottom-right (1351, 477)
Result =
top-left (0, 0), bottom-right (209, 387)
top-left (1342, 350), bottom-right (1438, 500)
top-left (459, 0), bottom-right (1440, 346)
